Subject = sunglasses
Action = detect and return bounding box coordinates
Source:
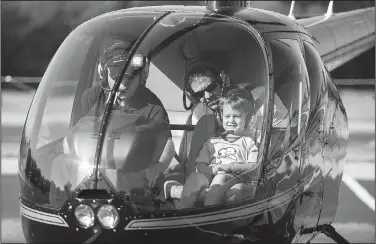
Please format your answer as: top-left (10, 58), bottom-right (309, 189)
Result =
top-left (192, 82), bottom-right (219, 98)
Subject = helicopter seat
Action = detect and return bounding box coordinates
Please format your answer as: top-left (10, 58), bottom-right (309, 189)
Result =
top-left (164, 101), bottom-right (217, 180)
top-left (162, 113), bottom-right (218, 207)
top-left (163, 111), bottom-right (261, 207)
top-left (184, 113), bottom-right (218, 180)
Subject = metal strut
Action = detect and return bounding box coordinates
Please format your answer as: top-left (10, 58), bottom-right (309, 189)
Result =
top-left (317, 225), bottom-right (350, 244)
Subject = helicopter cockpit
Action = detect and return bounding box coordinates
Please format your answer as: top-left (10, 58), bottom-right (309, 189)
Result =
top-left (19, 10), bottom-right (310, 220)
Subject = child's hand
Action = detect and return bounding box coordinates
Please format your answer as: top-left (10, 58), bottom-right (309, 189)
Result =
top-left (213, 164), bottom-right (232, 174)
top-left (212, 165), bottom-right (228, 175)
top-left (212, 165), bottom-right (222, 175)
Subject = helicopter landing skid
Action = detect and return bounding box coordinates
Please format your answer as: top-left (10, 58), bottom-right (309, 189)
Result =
top-left (316, 224), bottom-right (350, 244)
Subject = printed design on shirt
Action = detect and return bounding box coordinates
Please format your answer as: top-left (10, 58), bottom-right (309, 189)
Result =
top-left (217, 147), bottom-right (237, 161)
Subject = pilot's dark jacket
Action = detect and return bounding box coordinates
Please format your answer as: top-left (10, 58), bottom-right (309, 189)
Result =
top-left (81, 85), bottom-right (169, 123)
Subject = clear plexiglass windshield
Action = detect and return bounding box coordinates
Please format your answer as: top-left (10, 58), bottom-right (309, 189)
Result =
top-left (20, 11), bottom-right (273, 212)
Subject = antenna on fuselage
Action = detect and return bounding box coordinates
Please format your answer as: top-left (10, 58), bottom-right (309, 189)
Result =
top-left (324, 1), bottom-right (334, 20)
top-left (288, 1), bottom-right (296, 20)
top-left (305, 0), bottom-right (334, 28)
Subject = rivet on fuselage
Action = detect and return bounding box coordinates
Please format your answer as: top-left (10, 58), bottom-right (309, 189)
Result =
top-left (76, 228), bottom-right (79, 232)
top-left (113, 229), bottom-right (116, 232)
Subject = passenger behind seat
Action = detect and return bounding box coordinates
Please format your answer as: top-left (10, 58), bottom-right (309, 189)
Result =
top-left (178, 102), bottom-right (214, 164)
top-left (165, 62), bottom-right (226, 183)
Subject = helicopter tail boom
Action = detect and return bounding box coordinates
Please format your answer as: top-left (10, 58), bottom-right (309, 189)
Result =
top-left (299, 6), bottom-right (375, 72)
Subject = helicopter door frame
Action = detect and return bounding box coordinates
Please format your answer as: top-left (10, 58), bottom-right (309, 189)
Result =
top-left (261, 33), bottom-right (311, 157)
top-left (224, 16), bottom-right (274, 176)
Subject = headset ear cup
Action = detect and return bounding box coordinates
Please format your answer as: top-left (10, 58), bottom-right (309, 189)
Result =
top-left (98, 62), bottom-right (104, 80)
top-left (184, 88), bottom-right (200, 105)
top-left (98, 62), bottom-right (108, 88)
top-left (183, 91), bottom-right (193, 110)
top-left (183, 73), bottom-right (199, 106)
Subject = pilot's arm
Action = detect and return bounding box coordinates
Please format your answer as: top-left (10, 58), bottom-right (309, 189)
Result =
top-left (81, 86), bottom-right (104, 117)
top-left (142, 104), bottom-right (175, 187)
top-left (62, 87), bottom-right (104, 153)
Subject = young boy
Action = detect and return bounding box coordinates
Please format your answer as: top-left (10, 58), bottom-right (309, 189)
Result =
top-left (166, 88), bottom-right (260, 208)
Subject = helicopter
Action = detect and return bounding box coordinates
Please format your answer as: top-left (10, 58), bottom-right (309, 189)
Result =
top-left (17, 1), bottom-right (374, 243)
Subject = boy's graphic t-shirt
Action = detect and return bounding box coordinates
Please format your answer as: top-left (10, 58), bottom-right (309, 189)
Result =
top-left (196, 134), bottom-right (258, 166)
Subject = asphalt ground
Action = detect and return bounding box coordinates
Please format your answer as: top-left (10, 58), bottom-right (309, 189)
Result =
top-left (1, 89), bottom-right (374, 243)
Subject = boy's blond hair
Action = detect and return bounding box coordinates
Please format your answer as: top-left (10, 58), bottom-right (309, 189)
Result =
top-left (219, 88), bottom-right (255, 124)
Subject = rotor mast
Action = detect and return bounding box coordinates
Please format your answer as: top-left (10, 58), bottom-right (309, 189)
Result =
top-left (205, 1), bottom-right (252, 12)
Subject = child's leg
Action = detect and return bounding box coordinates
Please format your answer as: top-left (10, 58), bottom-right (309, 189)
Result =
top-left (176, 172), bottom-right (211, 209)
top-left (226, 183), bottom-right (256, 203)
top-left (204, 173), bottom-right (237, 206)
top-left (181, 172), bottom-right (211, 198)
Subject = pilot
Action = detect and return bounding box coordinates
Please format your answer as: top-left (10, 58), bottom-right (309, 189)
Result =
top-left (166, 61), bottom-right (227, 178)
top-left (81, 41), bottom-right (169, 123)
top-left (51, 42), bottom-right (175, 204)
top-left (85, 41), bottom-right (174, 177)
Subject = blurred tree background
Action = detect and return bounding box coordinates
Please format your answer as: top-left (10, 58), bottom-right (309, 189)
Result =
top-left (1, 1), bottom-right (374, 78)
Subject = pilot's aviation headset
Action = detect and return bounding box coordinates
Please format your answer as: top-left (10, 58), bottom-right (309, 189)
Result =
top-left (183, 61), bottom-right (227, 110)
top-left (97, 42), bottom-right (149, 91)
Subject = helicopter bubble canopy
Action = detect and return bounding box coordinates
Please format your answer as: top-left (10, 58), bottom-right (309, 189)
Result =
top-left (19, 10), bottom-right (309, 214)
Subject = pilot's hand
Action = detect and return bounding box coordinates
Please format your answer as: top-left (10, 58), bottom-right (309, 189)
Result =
top-left (135, 124), bottom-right (149, 132)
top-left (145, 163), bottom-right (167, 188)
top-left (165, 163), bottom-right (183, 174)
top-left (207, 99), bottom-right (219, 110)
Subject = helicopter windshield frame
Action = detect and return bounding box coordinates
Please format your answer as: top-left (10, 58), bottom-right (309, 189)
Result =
top-left (20, 10), bottom-right (275, 213)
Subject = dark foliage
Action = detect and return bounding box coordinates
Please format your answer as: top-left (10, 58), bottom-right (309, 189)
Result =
top-left (1, 1), bottom-right (374, 77)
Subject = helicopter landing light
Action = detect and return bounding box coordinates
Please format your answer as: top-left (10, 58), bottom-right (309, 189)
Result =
top-left (131, 54), bottom-right (144, 69)
top-left (97, 204), bottom-right (120, 229)
top-left (74, 204), bottom-right (95, 229)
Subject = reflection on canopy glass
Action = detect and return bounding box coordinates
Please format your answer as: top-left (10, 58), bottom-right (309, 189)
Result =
top-left (20, 11), bottom-right (272, 213)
